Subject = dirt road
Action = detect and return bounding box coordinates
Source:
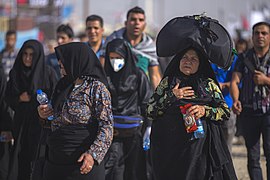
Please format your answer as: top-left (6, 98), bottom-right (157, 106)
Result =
top-left (232, 141), bottom-right (266, 180)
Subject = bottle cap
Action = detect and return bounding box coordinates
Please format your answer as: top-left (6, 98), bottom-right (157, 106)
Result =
top-left (36, 89), bottom-right (42, 94)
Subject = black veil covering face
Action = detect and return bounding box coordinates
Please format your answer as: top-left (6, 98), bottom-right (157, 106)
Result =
top-left (9, 39), bottom-right (47, 96)
top-left (157, 14), bottom-right (233, 70)
top-left (52, 42), bottom-right (107, 113)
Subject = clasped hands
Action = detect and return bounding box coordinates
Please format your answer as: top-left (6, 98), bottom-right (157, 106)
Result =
top-left (172, 83), bottom-right (205, 119)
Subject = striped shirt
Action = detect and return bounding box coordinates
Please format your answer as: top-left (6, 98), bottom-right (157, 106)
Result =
top-left (234, 48), bottom-right (270, 115)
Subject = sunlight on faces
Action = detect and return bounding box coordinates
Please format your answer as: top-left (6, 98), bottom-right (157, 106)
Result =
top-left (125, 13), bottom-right (146, 37)
top-left (86, 20), bottom-right (104, 43)
top-left (252, 25), bottom-right (270, 49)
top-left (179, 49), bottom-right (200, 76)
top-left (57, 32), bottom-right (72, 45)
top-left (6, 34), bottom-right (16, 48)
top-left (22, 48), bottom-right (34, 67)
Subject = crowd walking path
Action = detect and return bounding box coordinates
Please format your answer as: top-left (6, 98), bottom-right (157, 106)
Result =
top-left (232, 138), bottom-right (266, 180)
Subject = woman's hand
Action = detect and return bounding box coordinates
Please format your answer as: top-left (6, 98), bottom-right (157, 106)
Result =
top-left (172, 83), bottom-right (194, 99)
top-left (187, 105), bottom-right (205, 120)
top-left (78, 152), bottom-right (94, 174)
top-left (0, 131), bottom-right (14, 145)
top-left (37, 104), bottom-right (53, 119)
top-left (19, 92), bottom-right (31, 102)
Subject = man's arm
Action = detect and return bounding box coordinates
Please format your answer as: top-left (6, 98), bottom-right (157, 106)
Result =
top-left (230, 72), bottom-right (242, 115)
top-left (149, 65), bottom-right (161, 90)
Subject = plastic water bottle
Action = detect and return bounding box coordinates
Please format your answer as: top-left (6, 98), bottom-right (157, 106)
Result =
top-left (193, 119), bottom-right (205, 139)
top-left (143, 137), bottom-right (150, 151)
top-left (36, 89), bottom-right (54, 121)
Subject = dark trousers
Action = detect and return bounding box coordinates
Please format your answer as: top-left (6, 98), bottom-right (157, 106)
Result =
top-left (105, 134), bottom-right (147, 180)
top-left (242, 113), bottom-right (270, 180)
top-left (0, 143), bottom-right (10, 180)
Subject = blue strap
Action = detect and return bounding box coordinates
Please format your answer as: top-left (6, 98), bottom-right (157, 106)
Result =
top-left (113, 115), bottom-right (142, 122)
top-left (114, 122), bottom-right (141, 129)
top-left (113, 115), bottom-right (143, 129)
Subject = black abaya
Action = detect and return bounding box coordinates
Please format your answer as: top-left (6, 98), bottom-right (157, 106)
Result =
top-left (5, 40), bottom-right (57, 180)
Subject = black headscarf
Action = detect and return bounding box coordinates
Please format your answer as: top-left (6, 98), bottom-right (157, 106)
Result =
top-left (9, 39), bottom-right (46, 95)
top-left (164, 45), bottom-right (219, 105)
top-left (52, 42), bottom-right (107, 112)
top-left (104, 38), bottom-right (139, 87)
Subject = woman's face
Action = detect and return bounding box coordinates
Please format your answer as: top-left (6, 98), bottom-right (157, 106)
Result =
top-left (58, 60), bottom-right (67, 77)
top-left (22, 48), bottom-right (34, 67)
top-left (109, 52), bottom-right (123, 60)
top-left (179, 49), bottom-right (200, 75)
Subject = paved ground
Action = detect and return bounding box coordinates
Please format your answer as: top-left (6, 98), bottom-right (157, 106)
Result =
top-left (232, 138), bottom-right (266, 180)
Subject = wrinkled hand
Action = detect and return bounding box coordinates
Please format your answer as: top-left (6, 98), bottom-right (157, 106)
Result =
top-left (172, 83), bottom-right (194, 99)
top-left (187, 105), bottom-right (205, 120)
top-left (19, 92), bottom-right (31, 102)
top-left (37, 104), bottom-right (53, 120)
top-left (0, 131), bottom-right (14, 144)
top-left (78, 152), bottom-right (94, 174)
top-left (232, 100), bottom-right (242, 115)
top-left (253, 70), bottom-right (268, 85)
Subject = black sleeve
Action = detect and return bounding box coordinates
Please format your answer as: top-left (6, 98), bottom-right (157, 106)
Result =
top-left (138, 70), bottom-right (153, 126)
top-left (0, 65), bottom-right (12, 131)
top-left (5, 70), bottom-right (21, 110)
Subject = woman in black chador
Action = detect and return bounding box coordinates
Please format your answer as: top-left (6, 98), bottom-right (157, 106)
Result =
top-left (38, 42), bottom-right (113, 180)
top-left (146, 46), bottom-right (237, 180)
top-left (104, 38), bottom-right (152, 180)
top-left (6, 40), bottom-right (57, 180)
top-left (0, 64), bottom-right (12, 180)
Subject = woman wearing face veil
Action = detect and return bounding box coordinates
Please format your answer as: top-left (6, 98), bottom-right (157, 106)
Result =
top-left (146, 46), bottom-right (237, 180)
top-left (104, 39), bottom-right (152, 180)
top-left (38, 42), bottom-right (113, 180)
top-left (5, 39), bottom-right (57, 180)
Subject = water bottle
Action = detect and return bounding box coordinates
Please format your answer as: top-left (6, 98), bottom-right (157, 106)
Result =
top-left (36, 89), bottom-right (54, 121)
top-left (193, 118), bottom-right (205, 139)
top-left (143, 136), bottom-right (150, 151)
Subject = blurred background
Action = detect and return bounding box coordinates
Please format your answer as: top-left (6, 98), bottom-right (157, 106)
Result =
top-left (0, 0), bottom-right (270, 52)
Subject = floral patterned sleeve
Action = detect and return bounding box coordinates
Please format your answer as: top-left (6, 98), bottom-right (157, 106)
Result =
top-left (204, 78), bottom-right (230, 121)
top-left (147, 77), bottom-right (177, 121)
top-left (87, 81), bottom-right (113, 164)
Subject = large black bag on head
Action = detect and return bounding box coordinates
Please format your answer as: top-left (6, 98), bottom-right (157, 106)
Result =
top-left (156, 14), bottom-right (233, 69)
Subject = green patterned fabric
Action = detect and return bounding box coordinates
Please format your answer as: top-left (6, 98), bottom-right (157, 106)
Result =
top-left (147, 76), bottom-right (229, 121)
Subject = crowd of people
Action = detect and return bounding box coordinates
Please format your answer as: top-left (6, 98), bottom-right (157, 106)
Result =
top-left (0, 5), bottom-right (269, 180)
